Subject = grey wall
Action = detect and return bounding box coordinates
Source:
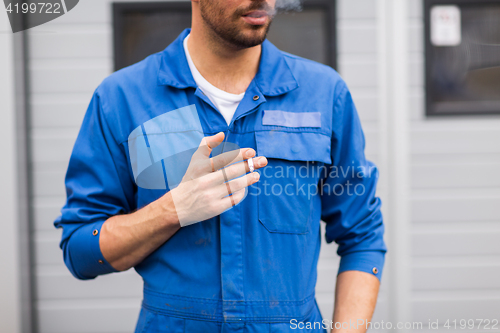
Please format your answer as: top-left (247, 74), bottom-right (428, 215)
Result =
top-left (316, 0), bottom-right (386, 322)
top-left (25, 0), bottom-right (500, 332)
top-left (29, 1), bottom-right (143, 332)
top-left (407, 0), bottom-right (500, 325)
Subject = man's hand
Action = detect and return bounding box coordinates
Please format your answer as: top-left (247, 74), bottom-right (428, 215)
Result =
top-left (331, 270), bottom-right (380, 333)
top-left (172, 132), bottom-right (267, 226)
top-left (100, 132), bottom-right (267, 271)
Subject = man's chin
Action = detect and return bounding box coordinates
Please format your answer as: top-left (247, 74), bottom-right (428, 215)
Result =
top-left (233, 25), bottom-right (270, 47)
top-left (204, 17), bottom-right (271, 49)
top-left (233, 35), bottom-right (267, 48)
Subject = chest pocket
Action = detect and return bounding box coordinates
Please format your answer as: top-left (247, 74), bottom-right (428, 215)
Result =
top-left (255, 130), bottom-right (332, 234)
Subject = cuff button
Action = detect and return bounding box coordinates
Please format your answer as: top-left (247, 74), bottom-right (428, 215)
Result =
top-left (98, 260), bottom-right (104, 265)
top-left (372, 267), bottom-right (379, 275)
top-left (92, 229), bottom-right (99, 236)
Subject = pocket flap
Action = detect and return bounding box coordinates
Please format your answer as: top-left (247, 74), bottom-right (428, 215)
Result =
top-left (255, 131), bottom-right (332, 164)
top-left (262, 110), bottom-right (321, 128)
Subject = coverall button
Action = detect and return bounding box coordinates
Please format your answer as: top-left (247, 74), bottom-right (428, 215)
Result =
top-left (98, 260), bottom-right (104, 265)
top-left (372, 267), bottom-right (378, 274)
top-left (291, 146), bottom-right (300, 153)
top-left (92, 229), bottom-right (98, 236)
top-left (253, 95), bottom-right (260, 101)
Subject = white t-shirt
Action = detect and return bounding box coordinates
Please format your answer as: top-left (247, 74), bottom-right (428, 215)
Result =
top-left (183, 35), bottom-right (245, 126)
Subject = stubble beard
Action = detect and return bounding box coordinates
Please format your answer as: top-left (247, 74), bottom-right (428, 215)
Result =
top-left (199, 0), bottom-right (273, 49)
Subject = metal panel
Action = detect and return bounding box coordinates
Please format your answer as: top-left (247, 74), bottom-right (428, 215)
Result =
top-left (35, 269), bottom-right (143, 300)
top-left (29, 30), bottom-right (111, 59)
top-left (338, 24), bottom-right (377, 54)
top-left (412, 232), bottom-right (500, 256)
top-left (412, 164), bottom-right (500, 188)
top-left (411, 129), bottom-right (500, 154)
top-left (412, 264), bottom-right (500, 290)
top-left (412, 294), bottom-right (500, 323)
top-left (37, 299), bottom-right (141, 333)
top-left (412, 197), bottom-right (500, 222)
top-left (27, 1), bottom-right (143, 331)
top-left (339, 61), bottom-right (378, 87)
top-left (411, 1), bottom-right (500, 329)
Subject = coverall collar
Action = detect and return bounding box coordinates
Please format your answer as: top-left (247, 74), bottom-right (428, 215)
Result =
top-left (157, 28), bottom-right (299, 96)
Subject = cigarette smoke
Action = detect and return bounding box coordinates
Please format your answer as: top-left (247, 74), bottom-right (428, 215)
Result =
top-left (275, 0), bottom-right (302, 13)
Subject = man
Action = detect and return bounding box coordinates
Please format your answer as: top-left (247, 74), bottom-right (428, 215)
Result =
top-left (55, 0), bottom-right (386, 332)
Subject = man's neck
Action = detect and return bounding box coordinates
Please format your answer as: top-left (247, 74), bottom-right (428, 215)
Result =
top-left (187, 28), bottom-right (261, 95)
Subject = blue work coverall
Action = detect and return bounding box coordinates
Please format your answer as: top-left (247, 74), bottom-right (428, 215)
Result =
top-left (55, 29), bottom-right (386, 332)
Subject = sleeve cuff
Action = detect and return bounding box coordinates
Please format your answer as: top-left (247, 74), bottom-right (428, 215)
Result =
top-left (66, 220), bottom-right (118, 280)
top-left (338, 251), bottom-right (385, 281)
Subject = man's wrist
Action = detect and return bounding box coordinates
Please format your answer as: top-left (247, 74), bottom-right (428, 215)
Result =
top-left (158, 191), bottom-right (181, 229)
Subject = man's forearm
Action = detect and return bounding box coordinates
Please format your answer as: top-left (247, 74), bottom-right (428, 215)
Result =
top-left (100, 192), bottom-right (181, 271)
top-left (98, 135), bottom-right (265, 272)
top-left (332, 270), bottom-right (380, 333)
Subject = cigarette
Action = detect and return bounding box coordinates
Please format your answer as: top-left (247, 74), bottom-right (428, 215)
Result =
top-left (247, 158), bottom-right (255, 173)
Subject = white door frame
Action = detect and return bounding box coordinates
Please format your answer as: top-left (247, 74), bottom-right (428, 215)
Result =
top-left (0, 10), bottom-right (33, 333)
top-left (377, 0), bottom-right (412, 330)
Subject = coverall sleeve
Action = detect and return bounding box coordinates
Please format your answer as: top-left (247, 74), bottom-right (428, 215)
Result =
top-left (321, 83), bottom-right (387, 281)
top-left (54, 90), bottom-right (136, 280)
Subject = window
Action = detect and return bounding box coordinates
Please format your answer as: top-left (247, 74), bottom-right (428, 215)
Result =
top-left (425, 0), bottom-right (500, 116)
top-left (113, 0), bottom-right (336, 71)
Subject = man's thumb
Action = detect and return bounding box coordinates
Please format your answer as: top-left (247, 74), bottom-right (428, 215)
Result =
top-left (206, 132), bottom-right (225, 149)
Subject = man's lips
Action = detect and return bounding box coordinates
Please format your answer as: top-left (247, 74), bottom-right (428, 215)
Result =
top-left (241, 10), bottom-right (269, 25)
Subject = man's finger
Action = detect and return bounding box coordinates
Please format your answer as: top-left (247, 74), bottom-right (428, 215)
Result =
top-left (223, 156), bottom-right (268, 182)
top-left (216, 172), bottom-right (260, 198)
top-left (206, 156), bottom-right (268, 186)
top-left (211, 148), bottom-right (255, 171)
top-left (197, 132), bottom-right (225, 157)
top-left (220, 188), bottom-right (246, 210)
top-left (206, 132), bottom-right (225, 150)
